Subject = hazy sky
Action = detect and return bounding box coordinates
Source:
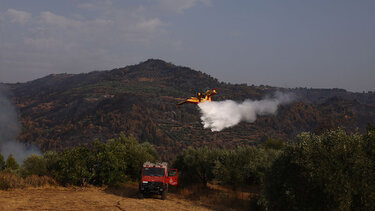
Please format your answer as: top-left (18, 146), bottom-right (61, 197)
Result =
top-left (0, 0), bottom-right (374, 92)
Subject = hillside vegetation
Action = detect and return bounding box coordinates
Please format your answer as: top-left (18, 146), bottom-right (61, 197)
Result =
top-left (6, 59), bottom-right (375, 160)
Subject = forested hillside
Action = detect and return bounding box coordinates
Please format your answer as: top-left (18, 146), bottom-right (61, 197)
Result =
top-left (6, 59), bottom-right (375, 160)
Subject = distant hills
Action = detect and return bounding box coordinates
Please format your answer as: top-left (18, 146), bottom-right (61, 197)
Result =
top-left (6, 59), bottom-right (375, 160)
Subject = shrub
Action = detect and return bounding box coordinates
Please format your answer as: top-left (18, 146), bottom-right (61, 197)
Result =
top-left (21, 154), bottom-right (47, 177)
top-left (0, 172), bottom-right (23, 190)
top-left (0, 172), bottom-right (57, 190)
top-left (23, 175), bottom-right (57, 187)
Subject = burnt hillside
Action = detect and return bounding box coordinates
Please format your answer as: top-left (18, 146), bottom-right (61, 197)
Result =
top-left (6, 59), bottom-right (375, 160)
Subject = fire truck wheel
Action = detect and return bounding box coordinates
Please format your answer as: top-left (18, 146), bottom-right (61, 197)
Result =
top-left (137, 192), bottom-right (144, 199)
top-left (161, 188), bottom-right (168, 200)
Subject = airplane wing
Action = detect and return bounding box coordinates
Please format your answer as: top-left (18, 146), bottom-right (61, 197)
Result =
top-left (177, 101), bottom-right (186, 106)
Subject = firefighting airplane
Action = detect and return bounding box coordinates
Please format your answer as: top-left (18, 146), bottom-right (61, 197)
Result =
top-left (177, 89), bottom-right (217, 106)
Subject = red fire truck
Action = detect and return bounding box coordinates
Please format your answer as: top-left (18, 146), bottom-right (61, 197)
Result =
top-left (138, 162), bottom-right (178, 200)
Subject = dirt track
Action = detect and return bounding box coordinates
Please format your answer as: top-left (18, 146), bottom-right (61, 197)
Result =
top-left (0, 186), bottom-right (214, 211)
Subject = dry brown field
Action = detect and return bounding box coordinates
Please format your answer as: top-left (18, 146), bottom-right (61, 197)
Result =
top-left (0, 184), bottom-right (228, 211)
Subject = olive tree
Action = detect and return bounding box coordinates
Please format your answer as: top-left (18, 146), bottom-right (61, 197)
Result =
top-left (264, 129), bottom-right (375, 211)
top-left (21, 154), bottom-right (47, 177)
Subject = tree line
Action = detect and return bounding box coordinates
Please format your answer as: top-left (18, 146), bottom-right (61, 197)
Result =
top-left (172, 127), bottom-right (375, 210)
top-left (1, 128), bottom-right (375, 210)
top-left (0, 134), bottom-right (158, 187)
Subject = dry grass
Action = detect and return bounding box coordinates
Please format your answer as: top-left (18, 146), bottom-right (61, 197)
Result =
top-left (0, 173), bottom-right (259, 210)
top-left (0, 185), bottom-right (213, 211)
top-left (0, 172), bottom-right (57, 190)
top-left (172, 183), bottom-right (260, 211)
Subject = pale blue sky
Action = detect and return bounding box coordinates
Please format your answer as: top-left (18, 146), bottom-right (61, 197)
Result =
top-left (0, 0), bottom-right (374, 92)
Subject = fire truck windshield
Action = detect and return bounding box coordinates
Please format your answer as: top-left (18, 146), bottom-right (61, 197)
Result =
top-left (143, 167), bottom-right (165, 177)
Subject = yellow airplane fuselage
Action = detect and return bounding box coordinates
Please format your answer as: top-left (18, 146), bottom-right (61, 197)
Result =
top-left (177, 89), bottom-right (216, 106)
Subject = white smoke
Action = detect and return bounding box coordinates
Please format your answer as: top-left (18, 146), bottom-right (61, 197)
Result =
top-left (0, 85), bottom-right (41, 164)
top-left (198, 92), bottom-right (295, 132)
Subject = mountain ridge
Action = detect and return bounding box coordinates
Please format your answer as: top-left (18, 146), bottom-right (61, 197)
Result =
top-left (4, 59), bottom-right (375, 160)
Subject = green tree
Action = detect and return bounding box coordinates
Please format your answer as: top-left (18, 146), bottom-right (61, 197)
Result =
top-left (360, 126), bottom-right (375, 209)
top-left (5, 154), bottom-right (19, 171)
top-left (263, 138), bottom-right (286, 150)
top-left (0, 153), bottom-right (5, 170)
top-left (90, 140), bottom-right (128, 186)
top-left (43, 151), bottom-right (60, 177)
top-left (214, 149), bottom-right (244, 187)
top-left (111, 134), bottom-right (158, 181)
top-left (263, 129), bottom-right (375, 211)
top-left (214, 146), bottom-right (281, 187)
top-left (21, 154), bottom-right (47, 177)
top-left (173, 147), bottom-right (220, 187)
top-left (55, 147), bottom-right (95, 186)
top-left (54, 134), bottom-right (159, 186)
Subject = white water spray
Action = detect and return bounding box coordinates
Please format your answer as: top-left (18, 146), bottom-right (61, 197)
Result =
top-left (198, 92), bottom-right (295, 132)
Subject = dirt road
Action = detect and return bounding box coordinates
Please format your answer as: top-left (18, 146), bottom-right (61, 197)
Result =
top-left (0, 185), bottom-right (214, 211)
